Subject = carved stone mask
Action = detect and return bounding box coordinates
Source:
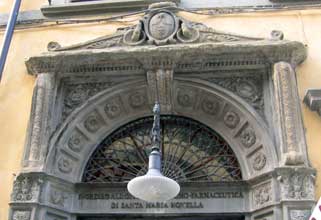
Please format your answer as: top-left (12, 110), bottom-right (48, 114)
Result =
top-left (149, 12), bottom-right (175, 40)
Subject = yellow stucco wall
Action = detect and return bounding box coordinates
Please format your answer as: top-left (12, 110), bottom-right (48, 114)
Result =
top-left (0, 0), bottom-right (45, 13)
top-left (0, 6), bottom-right (321, 220)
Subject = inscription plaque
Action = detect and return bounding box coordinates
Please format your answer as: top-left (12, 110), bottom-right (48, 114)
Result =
top-left (75, 186), bottom-right (248, 214)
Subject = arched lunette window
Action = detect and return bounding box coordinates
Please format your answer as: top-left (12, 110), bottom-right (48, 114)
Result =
top-left (83, 115), bottom-right (242, 183)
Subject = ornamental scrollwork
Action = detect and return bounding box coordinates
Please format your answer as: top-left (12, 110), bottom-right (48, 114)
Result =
top-left (63, 82), bottom-right (115, 120)
top-left (208, 75), bottom-right (264, 117)
top-left (11, 175), bottom-right (43, 202)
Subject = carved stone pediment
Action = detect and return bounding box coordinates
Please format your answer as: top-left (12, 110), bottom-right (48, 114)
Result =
top-left (46, 2), bottom-right (283, 52)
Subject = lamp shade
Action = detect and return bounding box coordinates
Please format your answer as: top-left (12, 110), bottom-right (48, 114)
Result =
top-left (127, 150), bottom-right (180, 202)
top-left (127, 168), bottom-right (180, 202)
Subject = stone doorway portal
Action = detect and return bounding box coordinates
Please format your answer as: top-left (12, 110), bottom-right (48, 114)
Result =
top-left (9, 2), bottom-right (315, 220)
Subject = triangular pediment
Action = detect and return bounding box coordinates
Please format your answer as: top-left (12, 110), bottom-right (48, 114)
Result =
top-left (26, 2), bottom-right (306, 75)
top-left (47, 2), bottom-right (280, 52)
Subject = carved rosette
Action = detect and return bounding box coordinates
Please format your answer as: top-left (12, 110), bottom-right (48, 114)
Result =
top-left (104, 96), bottom-right (123, 119)
top-left (176, 87), bottom-right (197, 109)
top-left (223, 111), bottom-right (240, 129)
top-left (128, 90), bottom-right (148, 109)
top-left (83, 112), bottom-right (105, 133)
top-left (201, 96), bottom-right (220, 116)
top-left (11, 175), bottom-right (43, 202)
top-left (67, 129), bottom-right (88, 153)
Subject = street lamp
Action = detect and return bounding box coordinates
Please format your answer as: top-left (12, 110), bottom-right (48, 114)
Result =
top-left (127, 102), bottom-right (180, 202)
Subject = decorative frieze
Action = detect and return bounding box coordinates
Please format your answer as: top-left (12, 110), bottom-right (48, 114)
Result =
top-left (23, 73), bottom-right (54, 169)
top-left (11, 175), bottom-right (43, 202)
top-left (273, 62), bottom-right (305, 165)
top-left (289, 209), bottom-right (311, 220)
top-left (253, 182), bottom-right (272, 208)
top-left (279, 171), bottom-right (315, 200)
top-left (12, 211), bottom-right (31, 220)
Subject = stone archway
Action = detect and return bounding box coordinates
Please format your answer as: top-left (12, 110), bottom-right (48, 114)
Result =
top-left (45, 78), bottom-right (277, 183)
top-left (9, 3), bottom-right (315, 220)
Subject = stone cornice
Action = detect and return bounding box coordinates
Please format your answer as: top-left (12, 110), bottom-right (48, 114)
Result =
top-left (25, 2), bottom-right (307, 75)
top-left (304, 89), bottom-right (321, 116)
top-left (25, 40), bottom-right (306, 75)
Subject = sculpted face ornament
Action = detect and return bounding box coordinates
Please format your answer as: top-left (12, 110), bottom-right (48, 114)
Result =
top-left (149, 12), bottom-right (175, 40)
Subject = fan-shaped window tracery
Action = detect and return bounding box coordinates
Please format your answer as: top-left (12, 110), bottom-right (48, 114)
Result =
top-left (83, 116), bottom-right (242, 183)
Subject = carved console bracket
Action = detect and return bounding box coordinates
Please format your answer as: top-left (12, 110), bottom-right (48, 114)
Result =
top-left (304, 89), bottom-right (321, 117)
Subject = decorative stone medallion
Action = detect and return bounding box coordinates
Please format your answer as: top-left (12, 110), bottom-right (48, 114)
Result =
top-left (57, 156), bottom-right (73, 174)
top-left (144, 10), bottom-right (179, 45)
top-left (224, 111), bottom-right (240, 129)
top-left (149, 12), bottom-right (175, 40)
top-left (252, 152), bottom-right (267, 171)
top-left (240, 127), bottom-right (256, 148)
